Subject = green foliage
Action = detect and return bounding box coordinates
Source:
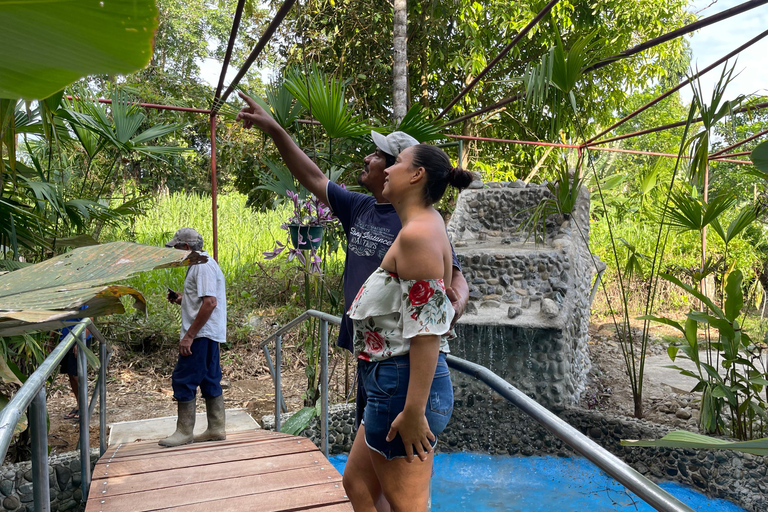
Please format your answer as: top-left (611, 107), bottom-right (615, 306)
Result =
top-left (622, 430), bottom-right (768, 455)
top-left (284, 64), bottom-right (371, 140)
top-left (0, 0), bottom-right (158, 100)
top-left (644, 270), bottom-right (768, 440)
top-left (279, 406), bottom-right (317, 436)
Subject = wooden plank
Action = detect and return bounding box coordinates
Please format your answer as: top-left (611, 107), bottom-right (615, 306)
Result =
top-left (93, 437), bottom-right (317, 478)
top-left (92, 451), bottom-right (323, 497)
top-left (91, 465), bottom-right (343, 512)
top-left (154, 482), bottom-right (349, 512)
top-left (308, 504), bottom-right (355, 512)
top-left (102, 430), bottom-right (287, 460)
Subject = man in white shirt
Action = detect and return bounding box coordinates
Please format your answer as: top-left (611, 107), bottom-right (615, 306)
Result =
top-left (159, 227), bottom-right (228, 447)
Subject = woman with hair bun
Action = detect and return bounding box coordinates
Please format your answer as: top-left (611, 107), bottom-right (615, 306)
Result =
top-left (343, 144), bottom-right (472, 511)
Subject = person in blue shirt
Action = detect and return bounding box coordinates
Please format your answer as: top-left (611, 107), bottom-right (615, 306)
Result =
top-left (57, 307), bottom-right (91, 420)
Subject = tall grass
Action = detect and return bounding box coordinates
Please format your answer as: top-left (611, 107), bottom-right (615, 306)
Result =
top-left (102, 192), bottom-right (310, 294)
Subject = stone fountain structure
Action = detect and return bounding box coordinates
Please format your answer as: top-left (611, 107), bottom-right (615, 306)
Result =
top-left (447, 180), bottom-right (603, 410)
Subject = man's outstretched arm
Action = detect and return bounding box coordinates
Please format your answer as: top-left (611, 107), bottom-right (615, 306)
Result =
top-left (237, 92), bottom-right (329, 205)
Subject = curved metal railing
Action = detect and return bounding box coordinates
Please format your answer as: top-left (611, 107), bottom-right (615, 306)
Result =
top-left (0, 318), bottom-right (112, 512)
top-left (262, 309), bottom-right (695, 512)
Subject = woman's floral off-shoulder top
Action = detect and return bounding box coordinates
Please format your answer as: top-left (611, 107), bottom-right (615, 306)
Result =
top-left (347, 267), bottom-right (455, 362)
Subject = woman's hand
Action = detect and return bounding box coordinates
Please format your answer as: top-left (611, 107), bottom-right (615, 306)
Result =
top-left (236, 92), bottom-right (278, 133)
top-left (387, 406), bottom-right (435, 463)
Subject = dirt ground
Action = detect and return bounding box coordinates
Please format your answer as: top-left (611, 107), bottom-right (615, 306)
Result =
top-left (30, 319), bottom-right (692, 460)
top-left (37, 331), bottom-right (356, 458)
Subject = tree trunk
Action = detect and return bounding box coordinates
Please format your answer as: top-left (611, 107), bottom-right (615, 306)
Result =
top-left (392, 0), bottom-right (408, 124)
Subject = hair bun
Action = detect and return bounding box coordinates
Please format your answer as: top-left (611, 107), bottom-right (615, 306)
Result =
top-left (448, 166), bottom-right (473, 190)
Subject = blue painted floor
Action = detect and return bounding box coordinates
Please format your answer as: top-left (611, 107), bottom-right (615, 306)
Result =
top-left (329, 452), bottom-right (746, 512)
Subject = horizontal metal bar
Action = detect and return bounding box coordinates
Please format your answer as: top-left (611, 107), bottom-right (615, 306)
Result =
top-left (445, 355), bottom-right (695, 512)
top-left (259, 310), bottom-right (341, 348)
top-left (0, 319), bottom-right (90, 462)
top-left (64, 95), bottom-right (211, 114)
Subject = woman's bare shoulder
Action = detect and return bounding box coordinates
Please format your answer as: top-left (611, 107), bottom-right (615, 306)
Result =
top-left (394, 217), bottom-right (448, 280)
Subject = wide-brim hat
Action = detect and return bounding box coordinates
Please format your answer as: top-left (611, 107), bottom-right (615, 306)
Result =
top-left (371, 130), bottom-right (419, 158)
top-left (165, 227), bottom-right (203, 248)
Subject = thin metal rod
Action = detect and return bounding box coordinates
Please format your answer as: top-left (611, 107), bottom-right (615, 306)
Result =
top-left (0, 321), bottom-right (88, 462)
top-left (99, 341), bottom-right (108, 456)
top-left (210, 114), bottom-right (219, 262)
top-left (214, 0), bottom-right (247, 101)
top-left (215, 0), bottom-right (297, 110)
top-left (436, 0), bottom-right (560, 120)
top-left (275, 334), bottom-right (282, 432)
top-left (709, 127), bottom-right (768, 158)
top-left (446, 134), bottom-right (580, 149)
top-left (584, 0), bottom-right (768, 74)
top-left (30, 388), bottom-right (50, 512)
top-left (585, 28), bottom-right (768, 144)
top-left (710, 150), bottom-right (752, 159)
top-left (64, 95), bottom-right (211, 114)
top-left (77, 331), bottom-right (91, 502)
top-left (442, 93), bottom-right (523, 128)
top-left (587, 101), bottom-right (768, 146)
top-left (262, 346), bottom-right (287, 413)
top-left (445, 355), bottom-right (695, 512)
top-left (320, 320), bottom-right (329, 457)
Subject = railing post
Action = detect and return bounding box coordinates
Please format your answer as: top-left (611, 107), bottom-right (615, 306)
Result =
top-left (30, 388), bottom-right (50, 512)
top-left (262, 346), bottom-right (287, 413)
top-left (275, 334), bottom-right (282, 432)
top-left (77, 331), bottom-right (91, 502)
top-left (320, 320), bottom-right (329, 457)
top-left (99, 340), bottom-right (107, 456)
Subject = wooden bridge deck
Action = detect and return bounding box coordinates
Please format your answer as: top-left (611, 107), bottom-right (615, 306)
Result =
top-left (85, 429), bottom-right (352, 512)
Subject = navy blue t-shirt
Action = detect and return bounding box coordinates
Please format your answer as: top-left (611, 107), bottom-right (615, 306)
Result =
top-left (326, 181), bottom-right (459, 352)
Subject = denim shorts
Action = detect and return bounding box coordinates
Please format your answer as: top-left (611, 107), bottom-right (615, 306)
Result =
top-left (360, 352), bottom-right (453, 460)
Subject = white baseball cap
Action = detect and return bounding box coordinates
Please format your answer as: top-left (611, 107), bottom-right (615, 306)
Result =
top-left (371, 130), bottom-right (419, 158)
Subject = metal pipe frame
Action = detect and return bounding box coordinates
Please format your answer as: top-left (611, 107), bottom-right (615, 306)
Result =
top-left (436, 0), bottom-right (560, 120)
top-left (210, 114), bottom-right (219, 262)
top-left (214, 0), bottom-right (248, 102)
top-left (213, 0), bottom-right (297, 111)
top-left (584, 0), bottom-right (768, 74)
top-left (708, 127), bottom-right (768, 158)
top-left (445, 355), bottom-right (696, 512)
top-left (585, 28), bottom-right (768, 145)
top-left (63, 95), bottom-right (211, 114)
top-left (444, 1), bottom-right (768, 129)
top-left (587, 101), bottom-right (768, 147)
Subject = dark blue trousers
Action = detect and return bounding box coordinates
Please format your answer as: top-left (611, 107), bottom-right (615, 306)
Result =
top-left (171, 337), bottom-right (222, 402)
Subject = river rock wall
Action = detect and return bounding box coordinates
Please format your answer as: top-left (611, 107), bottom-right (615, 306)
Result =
top-left (447, 180), bottom-right (601, 409)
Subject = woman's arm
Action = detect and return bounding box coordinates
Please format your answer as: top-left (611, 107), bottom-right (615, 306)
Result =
top-left (387, 334), bottom-right (440, 463)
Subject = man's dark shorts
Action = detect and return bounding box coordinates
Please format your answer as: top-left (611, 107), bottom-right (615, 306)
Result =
top-left (171, 337), bottom-right (222, 402)
top-left (60, 338), bottom-right (91, 377)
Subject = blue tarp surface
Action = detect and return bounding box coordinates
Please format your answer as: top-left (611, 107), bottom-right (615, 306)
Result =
top-left (330, 452), bottom-right (746, 511)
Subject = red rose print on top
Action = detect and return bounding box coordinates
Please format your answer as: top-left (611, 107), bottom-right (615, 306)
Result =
top-left (409, 280), bottom-right (435, 306)
top-left (364, 330), bottom-right (385, 354)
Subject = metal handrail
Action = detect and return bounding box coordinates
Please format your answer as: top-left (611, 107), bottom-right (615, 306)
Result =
top-left (264, 309), bottom-right (695, 512)
top-left (0, 318), bottom-right (111, 512)
top-left (446, 355), bottom-right (695, 512)
top-left (260, 310), bottom-right (341, 457)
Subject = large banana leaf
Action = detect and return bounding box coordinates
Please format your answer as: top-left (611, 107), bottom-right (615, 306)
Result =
top-left (0, 241), bottom-right (206, 336)
top-left (622, 430), bottom-right (768, 456)
top-left (0, 0), bottom-right (159, 100)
